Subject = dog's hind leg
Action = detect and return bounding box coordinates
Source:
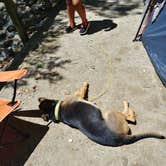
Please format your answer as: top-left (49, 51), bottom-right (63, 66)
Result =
top-left (74, 82), bottom-right (89, 100)
top-left (103, 111), bottom-right (131, 135)
top-left (122, 101), bottom-right (136, 124)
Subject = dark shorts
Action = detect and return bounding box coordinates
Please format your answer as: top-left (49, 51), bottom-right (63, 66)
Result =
top-left (66, 0), bottom-right (72, 5)
top-left (66, 0), bottom-right (82, 5)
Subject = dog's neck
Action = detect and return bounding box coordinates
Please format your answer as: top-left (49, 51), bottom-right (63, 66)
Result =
top-left (50, 100), bottom-right (63, 123)
top-left (54, 100), bottom-right (62, 121)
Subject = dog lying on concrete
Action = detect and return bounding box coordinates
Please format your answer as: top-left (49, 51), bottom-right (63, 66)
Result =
top-left (38, 82), bottom-right (165, 147)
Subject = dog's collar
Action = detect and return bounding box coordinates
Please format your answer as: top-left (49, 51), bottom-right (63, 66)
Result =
top-left (54, 101), bottom-right (62, 121)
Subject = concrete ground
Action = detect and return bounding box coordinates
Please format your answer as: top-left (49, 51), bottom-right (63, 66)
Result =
top-left (0, 0), bottom-right (166, 165)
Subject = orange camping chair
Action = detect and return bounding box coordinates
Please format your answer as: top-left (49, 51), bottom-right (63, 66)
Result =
top-left (0, 69), bottom-right (27, 147)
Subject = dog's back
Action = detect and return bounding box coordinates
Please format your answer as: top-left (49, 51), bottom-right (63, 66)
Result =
top-left (60, 99), bottom-right (165, 146)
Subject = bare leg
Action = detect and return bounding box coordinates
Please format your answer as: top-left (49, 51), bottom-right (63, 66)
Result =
top-left (67, 4), bottom-right (75, 28)
top-left (122, 101), bottom-right (136, 123)
top-left (72, 0), bottom-right (88, 27)
top-left (74, 82), bottom-right (89, 100)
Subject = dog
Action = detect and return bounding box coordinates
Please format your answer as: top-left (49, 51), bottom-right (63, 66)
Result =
top-left (38, 82), bottom-right (165, 147)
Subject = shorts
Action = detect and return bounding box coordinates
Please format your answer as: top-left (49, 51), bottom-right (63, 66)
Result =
top-left (66, 0), bottom-right (72, 5)
top-left (66, 0), bottom-right (82, 5)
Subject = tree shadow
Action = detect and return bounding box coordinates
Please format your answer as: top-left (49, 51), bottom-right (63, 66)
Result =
top-left (84, 0), bottom-right (142, 18)
top-left (23, 56), bottom-right (71, 83)
top-left (0, 115), bottom-right (49, 165)
top-left (87, 19), bottom-right (117, 35)
top-left (0, 1), bottom-right (70, 89)
top-left (6, 1), bottom-right (66, 71)
top-left (113, 2), bottom-right (140, 16)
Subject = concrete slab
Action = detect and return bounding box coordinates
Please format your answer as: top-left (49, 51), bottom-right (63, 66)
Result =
top-left (0, 1), bottom-right (166, 165)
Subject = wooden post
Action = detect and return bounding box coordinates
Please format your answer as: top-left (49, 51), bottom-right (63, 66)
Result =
top-left (3, 0), bottom-right (28, 44)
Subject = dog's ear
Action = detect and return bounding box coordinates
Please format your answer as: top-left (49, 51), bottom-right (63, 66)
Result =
top-left (38, 97), bottom-right (46, 103)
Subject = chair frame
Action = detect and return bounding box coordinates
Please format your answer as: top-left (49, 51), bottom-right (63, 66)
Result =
top-left (0, 69), bottom-right (28, 148)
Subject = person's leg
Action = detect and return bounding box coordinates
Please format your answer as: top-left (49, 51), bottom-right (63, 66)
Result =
top-left (67, 4), bottom-right (75, 28)
top-left (66, 0), bottom-right (76, 33)
top-left (72, 0), bottom-right (90, 35)
top-left (72, 0), bottom-right (88, 27)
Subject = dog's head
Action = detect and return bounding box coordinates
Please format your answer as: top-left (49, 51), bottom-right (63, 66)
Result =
top-left (38, 97), bottom-right (58, 122)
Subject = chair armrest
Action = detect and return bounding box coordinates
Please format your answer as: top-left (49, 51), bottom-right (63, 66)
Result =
top-left (0, 69), bottom-right (27, 82)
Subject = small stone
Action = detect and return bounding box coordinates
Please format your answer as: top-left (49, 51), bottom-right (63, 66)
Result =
top-left (68, 139), bottom-right (73, 143)
top-left (35, 73), bottom-right (42, 80)
top-left (25, 6), bottom-right (31, 12)
top-left (32, 85), bottom-right (37, 92)
top-left (90, 65), bottom-right (95, 70)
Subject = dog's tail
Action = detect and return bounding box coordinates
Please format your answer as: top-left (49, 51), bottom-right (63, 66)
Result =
top-left (122, 133), bottom-right (165, 145)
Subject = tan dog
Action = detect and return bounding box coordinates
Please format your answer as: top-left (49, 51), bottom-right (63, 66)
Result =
top-left (39, 82), bottom-right (165, 146)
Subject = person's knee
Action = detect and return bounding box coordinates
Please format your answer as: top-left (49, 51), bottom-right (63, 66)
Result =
top-left (72, 0), bottom-right (82, 7)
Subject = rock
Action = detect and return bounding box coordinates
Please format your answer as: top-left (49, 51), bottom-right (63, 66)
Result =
top-left (2, 47), bottom-right (14, 58)
top-left (13, 34), bottom-right (20, 41)
top-left (0, 29), bottom-right (6, 41)
top-left (25, 6), bottom-right (31, 12)
top-left (7, 25), bottom-right (16, 32)
top-left (0, 3), bottom-right (5, 11)
top-left (35, 73), bottom-right (42, 80)
top-left (3, 39), bottom-right (13, 48)
top-left (7, 31), bottom-right (16, 39)
top-left (12, 40), bottom-right (22, 52)
top-left (0, 50), bottom-right (8, 61)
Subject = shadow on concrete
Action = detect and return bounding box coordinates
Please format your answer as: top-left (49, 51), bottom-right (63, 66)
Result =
top-left (0, 115), bottom-right (49, 165)
top-left (87, 19), bottom-right (117, 35)
top-left (24, 56), bottom-right (71, 83)
top-left (84, 0), bottom-right (142, 18)
top-left (0, 1), bottom-right (69, 89)
top-left (6, 1), bottom-right (66, 71)
top-left (12, 109), bottom-right (42, 118)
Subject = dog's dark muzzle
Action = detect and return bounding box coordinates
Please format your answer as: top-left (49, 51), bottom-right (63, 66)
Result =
top-left (41, 114), bottom-right (50, 122)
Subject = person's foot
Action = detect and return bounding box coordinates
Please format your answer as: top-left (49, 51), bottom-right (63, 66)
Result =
top-left (65, 26), bottom-right (77, 33)
top-left (79, 22), bottom-right (90, 35)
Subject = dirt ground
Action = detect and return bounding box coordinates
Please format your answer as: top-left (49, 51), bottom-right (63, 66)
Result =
top-left (0, 1), bottom-right (166, 165)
